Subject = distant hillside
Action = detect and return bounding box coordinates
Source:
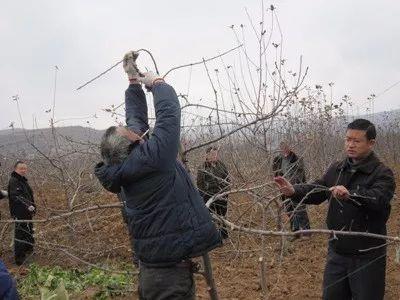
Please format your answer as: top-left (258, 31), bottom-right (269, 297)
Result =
top-left (364, 109), bottom-right (400, 126)
top-left (1, 108), bottom-right (399, 158)
top-left (0, 126), bottom-right (104, 158)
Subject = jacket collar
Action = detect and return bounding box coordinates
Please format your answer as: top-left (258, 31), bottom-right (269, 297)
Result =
top-left (11, 171), bottom-right (27, 182)
top-left (337, 152), bottom-right (380, 174)
top-left (281, 151), bottom-right (298, 164)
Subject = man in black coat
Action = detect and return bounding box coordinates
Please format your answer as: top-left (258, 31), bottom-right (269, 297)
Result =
top-left (95, 51), bottom-right (221, 299)
top-left (274, 119), bottom-right (396, 300)
top-left (273, 142), bottom-right (310, 238)
top-left (197, 146), bottom-right (230, 239)
top-left (8, 161), bottom-right (36, 265)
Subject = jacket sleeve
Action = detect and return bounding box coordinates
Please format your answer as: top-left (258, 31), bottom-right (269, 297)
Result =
top-left (94, 162), bottom-right (123, 194)
top-left (141, 83), bottom-right (181, 170)
top-left (0, 259), bottom-right (19, 299)
top-left (349, 166), bottom-right (396, 213)
top-left (8, 179), bottom-right (25, 218)
top-left (292, 163), bottom-right (335, 205)
top-left (125, 84), bottom-right (149, 134)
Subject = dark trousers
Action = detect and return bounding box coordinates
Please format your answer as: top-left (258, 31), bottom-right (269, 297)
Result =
top-left (283, 199), bottom-right (310, 231)
top-left (208, 198), bottom-right (228, 239)
top-left (14, 221), bottom-right (34, 265)
top-left (322, 247), bottom-right (386, 300)
top-left (138, 263), bottom-right (195, 300)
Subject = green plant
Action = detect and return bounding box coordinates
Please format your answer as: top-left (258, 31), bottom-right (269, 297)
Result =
top-left (18, 263), bottom-right (136, 299)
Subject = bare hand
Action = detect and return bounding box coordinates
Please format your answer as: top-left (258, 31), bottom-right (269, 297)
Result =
top-left (116, 127), bottom-right (143, 143)
top-left (329, 185), bottom-right (350, 200)
top-left (28, 205), bottom-right (35, 212)
top-left (274, 176), bottom-right (295, 197)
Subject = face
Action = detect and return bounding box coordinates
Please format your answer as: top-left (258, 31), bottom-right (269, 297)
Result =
top-left (15, 163), bottom-right (28, 177)
top-left (206, 149), bottom-right (218, 162)
top-left (279, 143), bottom-right (291, 156)
top-left (345, 129), bottom-right (375, 160)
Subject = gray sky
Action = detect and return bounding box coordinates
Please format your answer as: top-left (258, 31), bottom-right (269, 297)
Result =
top-left (1, 0), bottom-right (399, 130)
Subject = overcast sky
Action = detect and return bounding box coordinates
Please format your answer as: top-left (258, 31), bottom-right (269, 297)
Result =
top-left (1, 0), bottom-right (399, 130)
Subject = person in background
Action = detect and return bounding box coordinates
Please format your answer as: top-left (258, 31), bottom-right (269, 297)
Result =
top-left (197, 146), bottom-right (230, 239)
top-left (273, 141), bottom-right (311, 239)
top-left (0, 164), bottom-right (19, 298)
top-left (8, 161), bottom-right (36, 266)
top-left (275, 119), bottom-right (395, 300)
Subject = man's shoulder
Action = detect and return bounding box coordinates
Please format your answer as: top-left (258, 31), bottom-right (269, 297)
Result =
top-left (324, 160), bottom-right (343, 175)
top-left (376, 160), bottom-right (394, 177)
top-left (8, 175), bottom-right (19, 185)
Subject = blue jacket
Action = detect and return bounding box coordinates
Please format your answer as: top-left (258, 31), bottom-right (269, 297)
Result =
top-left (95, 83), bottom-right (222, 266)
top-left (0, 260), bottom-right (19, 300)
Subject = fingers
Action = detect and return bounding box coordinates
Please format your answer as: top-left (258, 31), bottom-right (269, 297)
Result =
top-left (116, 127), bottom-right (143, 143)
top-left (126, 130), bottom-right (143, 143)
top-left (329, 186), bottom-right (349, 199)
top-left (274, 176), bottom-right (295, 197)
top-left (274, 176), bottom-right (288, 186)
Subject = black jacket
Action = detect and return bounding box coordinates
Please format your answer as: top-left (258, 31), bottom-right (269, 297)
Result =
top-left (293, 152), bottom-right (395, 256)
top-left (273, 151), bottom-right (306, 184)
top-left (197, 160), bottom-right (230, 200)
top-left (95, 83), bottom-right (221, 266)
top-left (8, 172), bottom-right (35, 219)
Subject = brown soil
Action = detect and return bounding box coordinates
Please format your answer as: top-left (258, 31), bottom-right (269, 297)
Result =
top-left (1, 186), bottom-right (399, 300)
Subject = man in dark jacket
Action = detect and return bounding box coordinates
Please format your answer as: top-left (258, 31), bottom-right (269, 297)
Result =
top-left (272, 142), bottom-right (310, 237)
top-left (197, 146), bottom-right (230, 239)
top-left (95, 51), bottom-right (221, 299)
top-left (275, 119), bottom-right (396, 300)
top-left (8, 161), bottom-right (36, 266)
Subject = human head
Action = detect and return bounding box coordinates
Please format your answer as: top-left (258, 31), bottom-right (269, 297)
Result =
top-left (345, 119), bottom-right (376, 160)
top-left (100, 126), bottom-right (141, 165)
top-left (14, 161), bottom-right (28, 177)
top-left (279, 141), bottom-right (291, 157)
top-left (206, 146), bottom-right (219, 162)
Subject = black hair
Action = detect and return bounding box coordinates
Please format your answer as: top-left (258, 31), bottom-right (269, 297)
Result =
top-left (100, 126), bottom-right (132, 165)
top-left (14, 160), bottom-right (26, 169)
top-left (347, 119), bottom-right (376, 140)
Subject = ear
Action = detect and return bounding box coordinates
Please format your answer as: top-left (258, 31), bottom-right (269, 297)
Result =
top-left (368, 139), bottom-right (376, 148)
